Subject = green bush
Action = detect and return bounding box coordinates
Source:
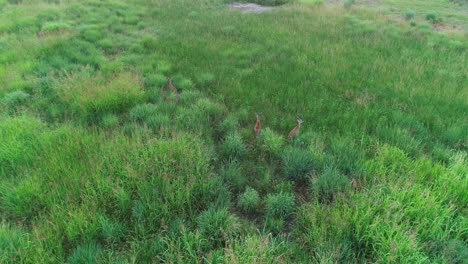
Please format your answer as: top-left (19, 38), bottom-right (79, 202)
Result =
top-left (54, 69), bottom-right (145, 120)
top-left (274, 181), bottom-right (294, 194)
top-left (222, 133), bottom-right (247, 159)
top-left (344, 0), bottom-right (356, 8)
top-left (129, 103), bottom-right (158, 122)
top-left (426, 13), bottom-right (441, 24)
top-left (221, 160), bottom-right (247, 192)
top-left (265, 192), bottom-right (295, 219)
top-left (404, 10), bottom-right (416, 20)
top-left (220, 115), bottom-right (239, 136)
top-left (145, 114), bottom-right (170, 131)
top-left (197, 208), bottom-right (239, 247)
top-left (68, 243), bottom-right (104, 264)
top-left (0, 225), bottom-right (31, 263)
top-left (263, 216), bottom-right (285, 235)
top-left (282, 147), bottom-right (314, 181)
top-left (260, 128), bottom-right (284, 157)
top-left (312, 167), bottom-right (350, 202)
top-left (101, 114), bottom-right (119, 128)
top-left (1, 91), bottom-right (30, 112)
top-left (238, 187), bottom-right (261, 213)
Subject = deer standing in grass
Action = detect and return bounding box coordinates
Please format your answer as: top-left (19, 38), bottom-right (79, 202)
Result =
top-left (166, 77), bottom-right (180, 101)
top-left (288, 118), bottom-right (303, 139)
top-left (167, 77), bottom-right (178, 93)
top-left (254, 113), bottom-right (261, 137)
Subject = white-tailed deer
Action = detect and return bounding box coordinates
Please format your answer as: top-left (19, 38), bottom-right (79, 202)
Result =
top-left (254, 113), bottom-right (261, 137)
top-left (167, 77), bottom-right (178, 93)
top-left (288, 118), bottom-right (303, 139)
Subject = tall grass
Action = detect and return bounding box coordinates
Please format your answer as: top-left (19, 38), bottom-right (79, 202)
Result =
top-left (0, 0), bottom-right (466, 262)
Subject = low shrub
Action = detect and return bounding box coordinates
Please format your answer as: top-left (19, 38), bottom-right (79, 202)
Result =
top-left (238, 187), bottom-right (261, 213)
top-left (426, 13), bottom-right (441, 24)
top-left (265, 192), bottom-right (295, 219)
top-left (344, 0), bottom-right (356, 8)
top-left (282, 147), bottom-right (314, 181)
top-left (1, 91), bottom-right (30, 112)
top-left (101, 114), bottom-right (119, 129)
top-left (260, 128), bottom-right (284, 157)
top-left (197, 208), bottom-right (239, 247)
top-left (68, 243), bottom-right (104, 264)
top-left (263, 216), bottom-right (285, 235)
top-left (312, 167), bottom-right (350, 202)
top-left (222, 133), bottom-right (247, 159)
top-left (221, 160), bottom-right (247, 192)
top-left (404, 10), bottom-right (416, 20)
top-left (129, 103), bottom-right (158, 122)
top-left (54, 69), bottom-right (145, 120)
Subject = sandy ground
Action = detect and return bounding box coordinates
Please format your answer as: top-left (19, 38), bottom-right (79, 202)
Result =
top-left (229, 2), bottom-right (273, 13)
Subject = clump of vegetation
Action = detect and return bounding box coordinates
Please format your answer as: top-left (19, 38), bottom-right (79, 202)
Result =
top-left (0, 0), bottom-right (466, 262)
top-left (426, 13), bottom-right (441, 24)
top-left (311, 167), bottom-right (350, 202)
top-left (265, 192), bottom-right (296, 219)
top-left (197, 208), bottom-right (239, 247)
top-left (404, 10), bottom-right (416, 20)
top-left (101, 114), bottom-right (119, 128)
top-left (238, 187), bottom-right (261, 213)
top-left (260, 128), bottom-right (284, 157)
top-left (222, 132), bottom-right (247, 159)
top-left (282, 147), bottom-right (314, 181)
top-left (263, 216), bottom-right (285, 234)
top-left (129, 103), bottom-right (158, 122)
top-left (1, 91), bottom-right (30, 112)
top-left (344, 0), bottom-right (356, 8)
top-left (54, 69), bottom-right (145, 120)
top-left (221, 160), bottom-right (247, 192)
top-left (67, 243), bottom-right (103, 264)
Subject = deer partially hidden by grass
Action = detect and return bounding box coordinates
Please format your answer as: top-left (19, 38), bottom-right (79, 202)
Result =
top-left (168, 77), bottom-right (178, 93)
top-left (254, 113), bottom-right (261, 137)
top-left (165, 77), bottom-right (180, 101)
top-left (288, 118), bottom-right (303, 139)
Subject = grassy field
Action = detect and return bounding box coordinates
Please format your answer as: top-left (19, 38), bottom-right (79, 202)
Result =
top-left (0, 0), bottom-right (467, 263)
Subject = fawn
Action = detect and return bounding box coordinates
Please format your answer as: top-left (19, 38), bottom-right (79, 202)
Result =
top-left (288, 118), bottom-right (303, 139)
top-left (254, 113), bottom-right (261, 137)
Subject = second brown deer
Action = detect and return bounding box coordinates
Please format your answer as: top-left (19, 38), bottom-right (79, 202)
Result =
top-left (167, 77), bottom-right (178, 93)
top-left (288, 118), bottom-right (303, 139)
top-left (254, 113), bottom-right (261, 137)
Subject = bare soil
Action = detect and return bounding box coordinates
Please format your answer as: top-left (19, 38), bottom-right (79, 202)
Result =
top-left (229, 2), bottom-right (273, 13)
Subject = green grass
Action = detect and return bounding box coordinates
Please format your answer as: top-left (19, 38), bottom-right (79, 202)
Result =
top-left (0, 0), bottom-right (466, 262)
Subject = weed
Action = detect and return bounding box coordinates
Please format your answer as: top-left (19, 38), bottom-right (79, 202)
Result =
top-left (221, 160), bottom-right (247, 192)
top-left (282, 147), bottom-right (314, 181)
top-left (265, 192), bottom-right (295, 219)
top-left (404, 10), bottom-right (416, 20)
top-left (222, 132), bottom-right (247, 160)
top-left (311, 167), bottom-right (350, 202)
top-left (238, 187), bottom-right (261, 213)
top-left (68, 243), bottom-right (103, 264)
top-left (264, 217), bottom-right (285, 235)
top-left (344, 0), bottom-right (356, 8)
top-left (197, 208), bottom-right (239, 247)
top-left (260, 128), bottom-right (285, 157)
top-left (426, 13), bottom-right (441, 24)
top-left (101, 114), bottom-right (119, 128)
top-left (1, 90), bottom-right (30, 113)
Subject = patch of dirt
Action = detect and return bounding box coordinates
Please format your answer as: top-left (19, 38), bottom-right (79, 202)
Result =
top-left (229, 2), bottom-right (273, 13)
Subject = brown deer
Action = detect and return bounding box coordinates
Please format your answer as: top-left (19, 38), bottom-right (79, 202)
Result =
top-left (167, 77), bottom-right (178, 93)
top-left (288, 118), bottom-right (303, 139)
top-left (254, 113), bottom-right (261, 137)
